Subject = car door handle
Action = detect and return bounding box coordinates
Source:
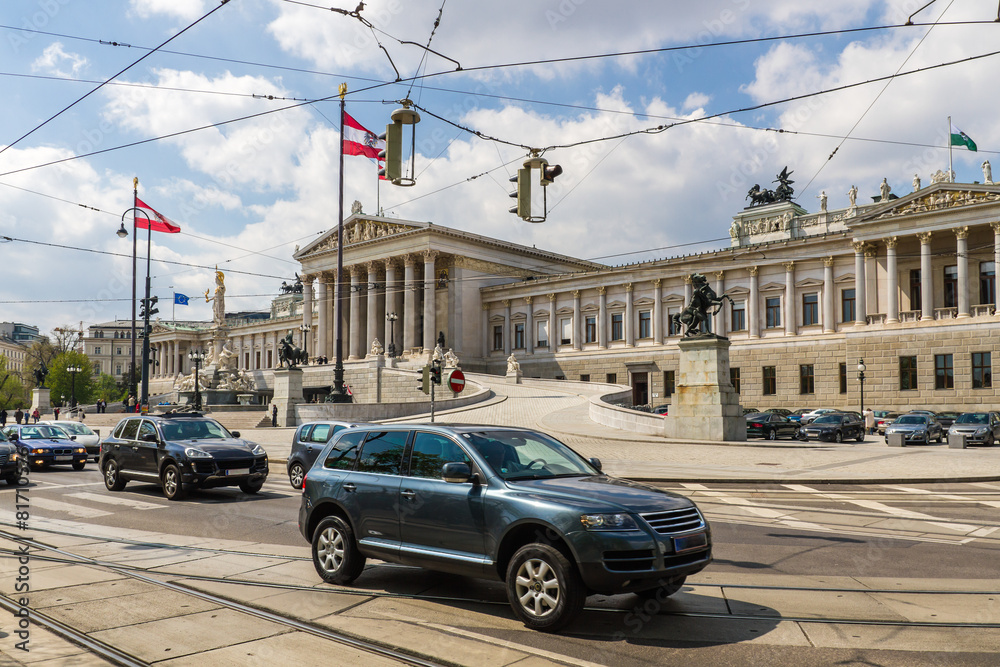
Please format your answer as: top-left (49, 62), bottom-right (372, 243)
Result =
top-left (400, 489), bottom-right (417, 500)
top-left (342, 483), bottom-right (356, 492)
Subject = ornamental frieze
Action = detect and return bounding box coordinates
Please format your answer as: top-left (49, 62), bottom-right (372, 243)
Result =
top-left (875, 189), bottom-right (1000, 220)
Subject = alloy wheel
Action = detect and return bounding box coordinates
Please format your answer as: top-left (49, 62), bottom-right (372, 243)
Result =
top-left (515, 558), bottom-right (561, 618)
top-left (316, 526), bottom-right (346, 575)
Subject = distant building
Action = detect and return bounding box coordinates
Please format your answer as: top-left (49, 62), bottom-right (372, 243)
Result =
top-left (0, 336), bottom-right (29, 373)
top-left (0, 322), bottom-right (40, 343)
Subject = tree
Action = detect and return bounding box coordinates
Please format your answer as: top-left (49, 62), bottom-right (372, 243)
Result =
top-left (92, 373), bottom-right (124, 403)
top-left (0, 356), bottom-right (28, 409)
top-left (47, 351), bottom-right (94, 407)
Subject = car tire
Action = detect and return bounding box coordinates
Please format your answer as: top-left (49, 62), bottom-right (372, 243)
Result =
top-left (288, 462), bottom-right (305, 489)
top-left (506, 542), bottom-right (586, 632)
top-left (936, 431), bottom-right (943, 443)
top-left (767, 429), bottom-right (777, 440)
top-left (635, 576), bottom-right (687, 602)
top-left (162, 463), bottom-right (186, 500)
top-left (312, 515), bottom-right (366, 585)
top-left (239, 478), bottom-right (265, 494)
top-left (987, 433), bottom-right (995, 447)
top-left (72, 460), bottom-right (86, 471)
top-left (3, 472), bottom-right (18, 486)
top-left (103, 459), bottom-right (127, 491)
top-left (856, 430), bottom-right (865, 442)
top-left (834, 431), bottom-right (843, 443)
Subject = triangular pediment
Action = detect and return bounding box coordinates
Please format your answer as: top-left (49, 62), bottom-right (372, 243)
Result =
top-left (760, 281), bottom-right (785, 291)
top-left (795, 277), bottom-right (824, 288)
top-left (834, 273), bottom-right (856, 284)
top-left (294, 215), bottom-right (425, 259)
top-left (855, 182), bottom-right (1000, 224)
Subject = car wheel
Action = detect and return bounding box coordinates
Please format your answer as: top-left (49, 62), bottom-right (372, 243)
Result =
top-left (635, 576), bottom-right (687, 603)
top-left (767, 429), bottom-right (777, 440)
top-left (856, 429), bottom-right (865, 442)
top-left (239, 477), bottom-right (265, 494)
top-left (834, 431), bottom-right (843, 443)
top-left (162, 463), bottom-right (185, 500)
top-left (936, 431), bottom-right (943, 443)
top-left (312, 515), bottom-right (366, 585)
top-left (506, 542), bottom-right (586, 632)
top-left (3, 472), bottom-right (18, 486)
top-left (103, 459), bottom-right (127, 491)
top-left (288, 462), bottom-right (305, 489)
top-left (987, 433), bottom-right (995, 447)
top-left (72, 460), bottom-right (86, 471)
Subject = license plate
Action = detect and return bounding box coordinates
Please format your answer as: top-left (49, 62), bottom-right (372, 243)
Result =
top-left (226, 468), bottom-right (250, 476)
top-left (55, 456), bottom-right (72, 461)
top-left (673, 532), bottom-right (708, 553)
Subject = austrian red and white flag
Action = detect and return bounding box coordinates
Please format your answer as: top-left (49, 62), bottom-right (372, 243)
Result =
top-left (342, 112), bottom-right (384, 159)
top-left (134, 197), bottom-right (181, 234)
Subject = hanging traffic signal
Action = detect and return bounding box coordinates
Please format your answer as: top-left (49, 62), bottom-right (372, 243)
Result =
top-left (508, 156), bottom-right (562, 222)
top-left (419, 365), bottom-right (430, 394)
top-left (540, 162), bottom-right (563, 186)
top-left (378, 123), bottom-right (401, 184)
top-left (139, 296), bottom-right (159, 319)
top-left (430, 359), bottom-right (443, 385)
top-left (509, 168), bottom-right (530, 219)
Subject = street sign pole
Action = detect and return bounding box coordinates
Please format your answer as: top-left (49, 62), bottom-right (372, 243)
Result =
top-left (430, 372), bottom-right (435, 423)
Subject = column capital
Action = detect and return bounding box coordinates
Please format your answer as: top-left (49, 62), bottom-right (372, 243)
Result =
top-left (403, 253), bottom-right (417, 268)
top-left (651, 278), bottom-right (661, 287)
top-left (991, 221), bottom-right (1000, 234)
top-left (524, 296), bottom-right (533, 305)
top-left (883, 236), bottom-right (898, 249)
top-left (712, 270), bottom-right (723, 281)
top-left (547, 293), bottom-right (556, 302)
top-left (365, 260), bottom-right (378, 274)
top-left (422, 249), bottom-right (440, 262)
top-left (597, 286), bottom-right (607, 295)
top-left (573, 289), bottom-right (580, 298)
top-left (747, 265), bottom-right (759, 277)
top-left (823, 256), bottom-right (835, 267)
top-left (502, 299), bottom-right (510, 308)
top-left (349, 264), bottom-right (363, 278)
top-left (683, 274), bottom-right (692, 284)
top-left (783, 261), bottom-right (795, 272)
top-left (954, 226), bottom-right (969, 240)
top-left (384, 257), bottom-right (399, 272)
top-left (851, 240), bottom-right (865, 253)
top-left (864, 244), bottom-right (877, 259)
top-left (917, 231), bottom-right (933, 244)
top-left (299, 273), bottom-right (314, 284)
top-left (482, 303), bottom-right (490, 311)
top-left (624, 282), bottom-right (633, 292)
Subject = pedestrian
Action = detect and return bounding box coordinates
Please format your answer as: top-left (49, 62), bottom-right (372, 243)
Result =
top-left (271, 404), bottom-right (278, 427)
top-left (863, 407), bottom-right (875, 434)
top-left (53, 407), bottom-right (60, 420)
top-left (79, 408), bottom-right (86, 421)
top-left (32, 408), bottom-right (40, 423)
top-left (14, 408), bottom-right (23, 425)
top-left (0, 408), bottom-right (7, 426)
top-left (128, 395), bottom-right (136, 413)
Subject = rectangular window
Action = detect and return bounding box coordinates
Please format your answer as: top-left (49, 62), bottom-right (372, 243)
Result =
top-left (116, 347), bottom-right (123, 356)
top-left (536, 320), bottom-right (548, 348)
top-left (664, 370), bottom-right (675, 397)
top-left (560, 318), bottom-right (571, 345)
top-left (667, 307), bottom-right (680, 336)
top-left (910, 269), bottom-right (921, 310)
top-left (255, 351), bottom-right (261, 369)
top-left (799, 364), bottom-right (815, 394)
top-left (935, 354), bottom-right (954, 389)
top-left (245, 352), bottom-right (251, 369)
top-left (514, 323), bottom-right (525, 349)
top-left (943, 265), bottom-right (958, 308)
top-left (900, 355), bottom-right (918, 391)
top-left (94, 346), bottom-right (102, 355)
top-left (580, 374), bottom-right (590, 382)
top-left (267, 349), bottom-right (273, 368)
top-left (115, 364), bottom-right (122, 376)
top-left (981, 261), bottom-right (996, 306)
top-left (638, 311), bottom-right (651, 339)
top-left (607, 373), bottom-right (617, 384)
top-left (839, 362), bottom-right (847, 394)
top-left (972, 352), bottom-right (992, 389)
top-left (357, 431), bottom-right (407, 475)
top-left (585, 316), bottom-right (597, 343)
top-left (802, 293), bottom-right (819, 326)
top-left (763, 366), bottom-right (776, 395)
top-left (841, 288), bottom-right (856, 323)
top-left (611, 313), bottom-right (624, 341)
top-left (493, 325), bottom-right (503, 351)
top-left (730, 367), bottom-right (741, 393)
top-left (765, 297), bottom-right (781, 328)
top-left (731, 300), bottom-right (746, 331)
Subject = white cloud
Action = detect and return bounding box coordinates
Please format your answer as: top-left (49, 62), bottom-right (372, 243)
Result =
top-left (683, 92), bottom-right (711, 111)
top-left (31, 42), bottom-right (88, 78)
top-left (129, 0), bottom-right (207, 21)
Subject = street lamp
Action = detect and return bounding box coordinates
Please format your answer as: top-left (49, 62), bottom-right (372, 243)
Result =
top-left (188, 349), bottom-right (205, 411)
top-left (299, 323), bottom-right (312, 363)
top-left (857, 358), bottom-right (867, 416)
top-left (119, 195), bottom-right (152, 410)
top-left (385, 311), bottom-right (398, 358)
top-left (66, 365), bottom-right (82, 408)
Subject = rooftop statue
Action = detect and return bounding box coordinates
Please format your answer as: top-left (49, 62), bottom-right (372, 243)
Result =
top-left (204, 269), bottom-right (226, 327)
top-left (672, 273), bottom-right (733, 338)
top-left (745, 166), bottom-right (795, 207)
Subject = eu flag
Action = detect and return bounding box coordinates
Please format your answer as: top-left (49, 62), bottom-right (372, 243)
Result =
top-left (174, 293), bottom-right (189, 306)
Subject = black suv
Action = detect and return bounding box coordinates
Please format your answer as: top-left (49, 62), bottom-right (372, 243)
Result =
top-left (100, 412), bottom-right (269, 500)
top-left (299, 424), bottom-right (711, 631)
top-left (0, 429), bottom-right (23, 485)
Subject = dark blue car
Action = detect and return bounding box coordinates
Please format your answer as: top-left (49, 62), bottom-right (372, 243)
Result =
top-left (3, 424), bottom-right (88, 470)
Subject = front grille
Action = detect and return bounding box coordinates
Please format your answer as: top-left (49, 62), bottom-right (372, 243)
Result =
top-left (217, 458), bottom-right (253, 471)
top-left (52, 448), bottom-right (73, 455)
top-left (193, 461), bottom-right (215, 474)
top-left (664, 550), bottom-right (710, 568)
top-left (641, 507), bottom-right (705, 535)
top-left (603, 549), bottom-right (655, 572)
top-left (0, 455), bottom-right (7, 465)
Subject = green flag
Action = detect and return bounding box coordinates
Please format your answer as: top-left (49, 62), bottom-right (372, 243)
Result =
top-left (950, 122), bottom-right (977, 152)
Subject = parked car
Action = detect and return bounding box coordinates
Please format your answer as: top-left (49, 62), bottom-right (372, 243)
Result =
top-left (287, 420), bottom-right (369, 488)
top-left (100, 412), bottom-right (269, 500)
top-left (299, 424), bottom-right (712, 631)
top-left (2, 424), bottom-right (88, 470)
top-left (741, 407), bottom-right (759, 415)
top-left (41, 420), bottom-right (101, 461)
top-left (787, 409), bottom-right (811, 423)
top-left (763, 408), bottom-right (792, 417)
top-left (875, 411), bottom-right (901, 435)
top-left (948, 412), bottom-right (1000, 446)
top-left (652, 405), bottom-right (669, 415)
top-left (884, 414), bottom-right (944, 445)
top-left (745, 412), bottom-right (801, 440)
top-left (0, 429), bottom-right (24, 485)
top-left (799, 413), bottom-right (866, 443)
top-left (935, 411), bottom-right (961, 429)
top-left (799, 408), bottom-right (838, 425)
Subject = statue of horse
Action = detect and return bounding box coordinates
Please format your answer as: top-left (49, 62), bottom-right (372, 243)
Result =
top-left (277, 333), bottom-right (308, 368)
top-left (672, 274), bottom-right (733, 337)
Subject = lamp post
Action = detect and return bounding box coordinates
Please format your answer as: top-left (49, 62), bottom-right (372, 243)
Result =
top-left (67, 365), bottom-right (81, 408)
top-left (385, 311), bottom-right (398, 358)
top-left (119, 197), bottom-right (151, 410)
top-left (299, 323), bottom-right (312, 363)
top-left (857, 358), bottom-right (867, 416)
top-left (188, 349), bottom-right (205, 411)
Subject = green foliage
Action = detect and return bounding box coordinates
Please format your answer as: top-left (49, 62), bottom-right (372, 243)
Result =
top-left (0, 356), bottom-right (29, 409)
top-left (47, 351), bottom-right (95, 407)
top-left (92, 373), bottom-right (124, 403)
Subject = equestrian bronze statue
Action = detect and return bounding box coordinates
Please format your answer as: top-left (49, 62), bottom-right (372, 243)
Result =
top-left (672, 273), bottom-right (733, 338)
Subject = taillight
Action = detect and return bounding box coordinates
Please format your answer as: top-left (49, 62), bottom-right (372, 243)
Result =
top-left (301, 473), bottom-right (307, 490)
top-left (750, 422), bottom-right (762, 428)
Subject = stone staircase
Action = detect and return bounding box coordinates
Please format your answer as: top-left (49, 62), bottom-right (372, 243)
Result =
top-left (206, 408), bottom-right (272, 432)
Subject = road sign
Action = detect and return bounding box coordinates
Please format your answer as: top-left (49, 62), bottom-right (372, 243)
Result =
top-left (448, 368), bottom-right (466, 394)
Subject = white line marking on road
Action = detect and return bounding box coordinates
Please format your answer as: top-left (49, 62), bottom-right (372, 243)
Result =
top-left (66, 492), bottom-right (166, 510)
top-left (971, 482), bottom-right (1000, 491)
top-left (684, 484), bottom-right (830, 531)
top-left (29, 497), bottom-right (112, 518)
top-left (881, 484), bottom-right (1000, 509)
top-left (970, 526), bottom-right (999, 538)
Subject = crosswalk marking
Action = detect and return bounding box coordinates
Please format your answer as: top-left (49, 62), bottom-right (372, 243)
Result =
top-left (67, 492), bottom-right (166, 510)
top-left (681, 483), bottom-right (831, 532)
top-left (29, 497), bottom-right (112, 518)
top-left (881, 484), bottom-right (1000, 509)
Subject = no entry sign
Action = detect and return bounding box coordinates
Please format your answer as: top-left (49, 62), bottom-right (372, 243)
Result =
top-left (448, 368), bottom-right (466, 393)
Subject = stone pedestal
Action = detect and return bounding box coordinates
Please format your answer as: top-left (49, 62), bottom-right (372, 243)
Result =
top-left (506, 370), bottom-right (522, 384)
top-left (31, 388), bottom-right (51, 415)
top-left (663, 336), bottom-right (745, 441)
top-left (272, 368), bottom-right (304, 428)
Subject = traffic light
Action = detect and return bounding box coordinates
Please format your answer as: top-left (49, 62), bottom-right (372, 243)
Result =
top-left (139, 296), bottom-right (159, 319)
top-left (378, 123), bottom-right (401, 184)
top-left (419, 365), bottom-right (430, 394)
top-left (508, 167), bottom-right (530, 219)
top-left (540, 162), bottom-right (563, 186)
top-left (430, 359), bottom-right (442, 385)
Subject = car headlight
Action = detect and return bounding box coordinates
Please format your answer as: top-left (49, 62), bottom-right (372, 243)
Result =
top-left (31, 448), bottom-right (45, 455)
top-left (10, 453), bottom-right (17, 460)
top-left (580, 513), bottom-right (640, 530)
top-left (184, 447), bottom-right (212, 459)
top-left (251, 443), bottom-right (266, 456)
top-left (74, 447), bottom-right (86, 454)
top-left (976, 428), bottom-right (989, 436)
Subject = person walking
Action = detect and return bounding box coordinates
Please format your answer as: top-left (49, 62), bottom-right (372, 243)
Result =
top-left (31, 408), bottom-right (40, 423)
top-left (863, 407), bottom-right (875, 435)
top-left (14, 408), bottom-right (23, 425)
top-left (0, 408), bottom-right (7, 427)
top-left (271, 404), bottom-right (278, 427)
top-left (53, 407), bottom-right (60, 420)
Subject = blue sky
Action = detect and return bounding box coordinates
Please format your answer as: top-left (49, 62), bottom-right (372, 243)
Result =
top-left (1, 0), bottom-right (998, 336)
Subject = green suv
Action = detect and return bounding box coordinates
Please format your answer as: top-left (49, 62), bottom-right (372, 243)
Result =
top-left (298, 424), bottom-right (712, 631)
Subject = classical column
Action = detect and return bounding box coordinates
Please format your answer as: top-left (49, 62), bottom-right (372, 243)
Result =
top-left (503, 299), bottom-right (511, 355)
top-left (383, 260), bottom-right (396, 350)
top-left (748, 266), bottom-right (760, 338)
top-left (450, 266), bottom-right (462, 355)
top-left (852, 241), bottom-right (867, 325)
top-left (885, 238), bottom-right (899, 323)
top-left (713, 271), bottom-right (726, 337)
top-left (822, 257), bottom-right (835, 332)
top-left (548, 293), bottom-right (557, 352)
top-left (301, 274), bottom-right (313, 342)
top-left (652, 279), bottom-right (662, 343)
top-left (993, 222), bottom-right (1000, 313)
top-left (956, 226), bottom-right (970, 318)
top-left (624, 283), bottom-right (635, 346)
top-left (918, 232), bottom-right (933, 320)
top-left (366, 261), bottom-right (379, 353)
top-left (525, 296), bottom-right (534, 355)
top-left (783, 261), bottom-right (796, 335)
top-left (572, 290), bottom-right (581, 350)
top-left (403, 255), bottom-right (417, 353)
top-left (316, 276), bottom-right (328, 359)
top-left (349, 266), bottom-right (362, 360)
top-left (683, 274), bottom-right (693, 305)
top-left (481, 303), bottom-right (489, 357)
top-left (597, 286), bottom-right (607, 349)
top-left (423, 250), bottom-right (438, 353)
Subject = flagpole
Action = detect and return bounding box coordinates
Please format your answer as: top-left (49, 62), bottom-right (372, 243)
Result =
top-left (131, 178), bottom-right (138, 408)
top-left (330, 83), bottom-right (349, 402)
top-left (948, 115), bottom-right (954, 183)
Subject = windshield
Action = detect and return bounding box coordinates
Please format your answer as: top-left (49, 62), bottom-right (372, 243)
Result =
top-left (896, 416), bottom-right (927, 425)
top-left (19, 425), bottom-right (71, 440)
top-left (462, 430), bottom-right (598, 481)
top-left (56, 422), bottom-right (94, 435)
top-left (160, 419), bottom-right (232, 441)
top-left (956, 413), bottom-right (989, 425)
top-left (812, 415), bottom-right (842, 424)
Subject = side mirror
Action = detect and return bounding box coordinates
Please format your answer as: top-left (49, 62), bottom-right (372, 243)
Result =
top-left (9, 433), bottom-right (17, 441)
top-left (589, 457), bottom-right (603, 472)
top-left (441, 462), bottom-right (473, 484)
top-left (141, 432), bottom-right (158, 443)
top-left (70, 435), bottom-right (77, 441)
top-left (231, 431), bottom-right (241, 438)
top-left (94, 429), bottom-right (101, 437)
